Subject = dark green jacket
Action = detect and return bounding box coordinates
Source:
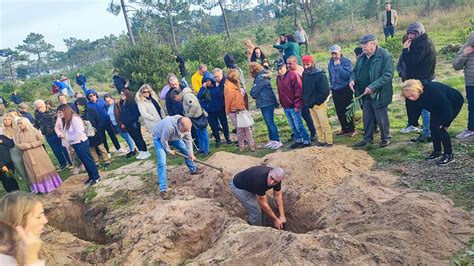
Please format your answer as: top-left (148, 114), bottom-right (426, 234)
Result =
top-left (273, 42), bottom-right (302, 64)
top-left (350, 46), bottom-right (394, 108)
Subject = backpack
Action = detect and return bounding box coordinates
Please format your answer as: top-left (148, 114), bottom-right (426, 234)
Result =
top-left (83, 120), bottom-right (96, 137)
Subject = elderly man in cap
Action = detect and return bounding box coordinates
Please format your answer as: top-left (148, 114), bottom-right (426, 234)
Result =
top-left (350, 34), bottom-right (394, 148)
top-left (153, 115), bottom-right (203, 199)
top-left (276, 61), bottom-right (311, 149)
top-left (302, 55), bottom-right (333, 147)
top-left (401, 22), bottom-right (436, 143)
top-left (230, 166), bottom-right (286, 229)
top-left (328, 44), bottom-right (355, 137)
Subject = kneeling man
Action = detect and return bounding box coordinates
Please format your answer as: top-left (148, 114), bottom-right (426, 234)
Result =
top-left (230, 166), bottom-right (286, 229)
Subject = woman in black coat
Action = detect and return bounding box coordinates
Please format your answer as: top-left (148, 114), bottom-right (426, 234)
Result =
top-left (119, 89), bottom-right (150, 160)
top-left (402, 79), bottom-right (464, 165)
top-left (0, 129), bottom-right (20, 192)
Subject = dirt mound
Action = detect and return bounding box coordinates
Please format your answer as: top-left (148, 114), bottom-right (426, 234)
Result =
top-left (41, 146), bottom-right (473, 265)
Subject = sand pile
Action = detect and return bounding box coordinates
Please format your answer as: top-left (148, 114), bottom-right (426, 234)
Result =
top-left (40, 146), bottom-right (473, 265)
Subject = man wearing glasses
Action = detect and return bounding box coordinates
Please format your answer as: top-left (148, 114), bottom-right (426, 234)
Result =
top-left (230, 166), bottom-right (286, 230)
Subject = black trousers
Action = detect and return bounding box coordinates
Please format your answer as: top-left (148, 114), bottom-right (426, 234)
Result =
top-left (208, 111), bottom-right (230, 143)
top-left (406, 99), bottom-right (422, 127)
top-left (0, 162), bottom-right (19, 192)
top-left (431, 102), bottom-right (463, 155)
top-left (127, 122), bottom-right (147, 152)
top-left (332, 86), bottom-right (355, 133)
top-left (104, 121), bottom-right (121, 151)
top-left (302, 106), bottom-right (316, 138)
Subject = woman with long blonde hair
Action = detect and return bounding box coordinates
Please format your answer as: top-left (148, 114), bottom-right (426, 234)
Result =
top-left (135, 84), bottom-right (165, 134)
top-left (0, 191), bottom-right (48, 265)
top-left (14, 117), bottom-right (62, 193)
top-left (2, 112), bottom-right (29, 186)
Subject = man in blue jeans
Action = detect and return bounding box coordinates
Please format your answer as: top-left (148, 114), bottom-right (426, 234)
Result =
top-left (276, 62), bottom-right (311, 149)
top-left (153, 115), bottom-right (203, 199)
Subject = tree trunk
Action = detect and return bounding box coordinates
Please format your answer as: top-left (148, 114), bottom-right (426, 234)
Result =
top-left (120, 0), bottom-right (136, 46)
top-left (349, 0), bottom-right (355, 31)
top-left (294, 0), bottom-right (297, 26)
top-left (167, 9), bottom-right (179, 51)
top-left (373, 0), bottom-right (378, 21)
top-left (36, 53), bottom-right (41, 76)
top-left (219, 0), bottom-right (231, 39)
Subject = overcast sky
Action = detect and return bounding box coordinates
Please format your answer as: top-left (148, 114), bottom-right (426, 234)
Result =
top-left (0, 0), bottom-right (127, 51)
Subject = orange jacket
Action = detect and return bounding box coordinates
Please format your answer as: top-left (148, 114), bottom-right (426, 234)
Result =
top-left (224, 80), bottom-right (246, 114)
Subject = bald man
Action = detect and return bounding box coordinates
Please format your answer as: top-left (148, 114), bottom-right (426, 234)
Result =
top-left (153, 115), bottom-right (203, 198)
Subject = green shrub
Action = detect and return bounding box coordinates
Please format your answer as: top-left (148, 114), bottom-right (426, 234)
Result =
top-left (255, 26), bottom-right (272, 45)
top-left (181, 34), bottom-right (247, 70)
top-left (112, 34), bottom-right (178, 92)
top-left (380, 35), bottom-right (404, 60)
top-left (275, 17), bottom-right (294, 37)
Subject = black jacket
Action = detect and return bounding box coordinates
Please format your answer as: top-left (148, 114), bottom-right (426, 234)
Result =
top-left (165, 87), bottom-right (184, 116)
top-left (176, 55), bottom-right (187, 78)
top-left (34, 109), bottom-right (57, 136)
top-left (302, 67), bottom-right (330, 108)
top-left (402, 33), bottom-right (436, 80)
top-left (0, 135), bottom-right (14, 167)
top-left (113, 75), bottom-right (127, 92)
top-left (80, 107), bottom-right (104, 147)
top-left (413, 81), bottom-right (464, 127)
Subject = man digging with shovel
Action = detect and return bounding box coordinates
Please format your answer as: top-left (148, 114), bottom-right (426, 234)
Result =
top-left (230, 166), bottom-right (287, 230)
top-left (153, 115), bottom-right (203, 199)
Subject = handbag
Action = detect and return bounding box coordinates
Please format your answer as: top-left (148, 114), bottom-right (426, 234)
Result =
top-left (192, 113), bottom-right (208, 129)
top-left (236, 110), bottom-right (254, 128)
top-left (83, 120), bottom-right (96, 137)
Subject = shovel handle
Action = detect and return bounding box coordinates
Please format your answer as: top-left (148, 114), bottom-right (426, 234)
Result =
top-left (174, 151), bottom-right (223, 173)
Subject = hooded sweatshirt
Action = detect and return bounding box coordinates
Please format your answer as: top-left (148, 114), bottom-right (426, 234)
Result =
top-left (402, 22), bottom-right (436, 81)
top-left (197, 72), bottom-right (225, 113)
top-left (302, 66), bottom-right (330, 108)
top-left (153, 115), bottom-right (193, 155)
top-left (224, 54), bottom-right (246, 90)
top-left (453, 31), bottom-right (474, 86)
top-left (85, 89), bottom-right (109, 124)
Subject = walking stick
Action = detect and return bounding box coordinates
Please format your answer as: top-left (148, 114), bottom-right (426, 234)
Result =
top-left (174, 151), bottom-right (224, 173)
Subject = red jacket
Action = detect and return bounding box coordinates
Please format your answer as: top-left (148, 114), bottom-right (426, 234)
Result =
top-left (276, 70), bottom-right (304, 109)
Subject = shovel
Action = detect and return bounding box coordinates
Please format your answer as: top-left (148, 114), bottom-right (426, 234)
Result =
top-left (174, 151), bottom-right (224, 173)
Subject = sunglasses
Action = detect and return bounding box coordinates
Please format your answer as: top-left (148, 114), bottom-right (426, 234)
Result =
top-left (142, 91), bottom-right (150, 94)
top-left (89, 94), bottom-right (96, 97)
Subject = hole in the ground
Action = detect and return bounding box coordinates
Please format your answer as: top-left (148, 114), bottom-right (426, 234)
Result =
top-left (44, 193), bottom-right (109, 244)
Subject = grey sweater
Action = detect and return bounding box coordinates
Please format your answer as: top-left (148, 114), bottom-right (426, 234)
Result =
top-left (152, 115), bottom-right (193, 155)
top-left (453, 31), bottom-right (474, 86)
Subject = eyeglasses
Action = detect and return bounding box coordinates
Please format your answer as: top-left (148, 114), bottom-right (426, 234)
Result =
top-left (142, 91), bottom-right (150, 94)
top-left (89, 94), bottom-right (96, 97)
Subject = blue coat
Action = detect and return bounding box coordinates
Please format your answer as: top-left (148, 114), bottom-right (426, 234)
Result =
top-left (85, 89), bottom-right (109, 125)
top-left (197, 72), bottom-right (225, 113)
top-left (328, 56), bottom-right (352, 90)
top-left (250, 70), bottom-right (277, 109)
top-left (10, 95), bottom-right (23, 104)
top-left (53, 80), bottom-right (66, 89)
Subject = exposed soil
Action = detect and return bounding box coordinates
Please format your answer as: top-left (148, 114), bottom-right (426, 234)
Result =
top-left (41, 146), bottom-right (473, 265)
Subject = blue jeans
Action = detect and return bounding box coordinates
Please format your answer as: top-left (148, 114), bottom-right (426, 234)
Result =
top-left (45, 134), bottom-right (71, 167)
top-left (383, 25), bottom-right (395, 40)
top-left (467, 85), bottom-right (473, 130)
top-left (421, 109), bottom-right (431, 137)
top-left (196, 127), bottom-right (209, 154)
top-left (260, 105), bottom-right (280, 142)
top-left (113, 124), bottom-right (135, 151)
top-left (284, 108), bottom-right (310, 143)
top-left (154, 138), bottom-right (196, 192)
top-left (72, 140), bottom-right (100, 181)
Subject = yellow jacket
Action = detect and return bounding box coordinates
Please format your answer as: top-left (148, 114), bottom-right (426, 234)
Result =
top-left (191, 71), bottom-right (203, 94)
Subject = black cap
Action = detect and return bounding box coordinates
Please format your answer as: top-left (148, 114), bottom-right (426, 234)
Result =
top-left (276, 61), bottom-right (286, 69)
top-left (359, 34), bottom-right (377, 44)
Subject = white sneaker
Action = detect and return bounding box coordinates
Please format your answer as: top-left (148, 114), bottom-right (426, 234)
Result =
top-left (270, 141), bottom-right (283, 150)
top-left (137, 151), bottom-right (151, 160)
top-left (107, 153), bottom-right (112, 159)
top-left (117, 148), bottom-right (128, 154)
top-left (400, 125), bottom-right (421, 133)
top-left (264, 141), bottom-right (275, 148)
top-left (456, 129), bottom-right (474, 139)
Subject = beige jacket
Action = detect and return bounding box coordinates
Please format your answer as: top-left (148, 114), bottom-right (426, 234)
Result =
top-left (381, 9), bottom-right (398, 27)
top-left (182, 87), bottom-right (207, 118)
top-left (135, 90), bottom-right (166, 133)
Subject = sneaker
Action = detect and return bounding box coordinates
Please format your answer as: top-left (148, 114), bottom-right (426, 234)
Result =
top-left (264, 141), bottom-right (275, 148)
top-left (226, 140), bottom-right (232, 145)
top-left (126, 150), bottom-right (136, 158)
top-left (379, 139), bottom-right (390, 148)
top-left (436, 154), bottom-right (455, 165)
top-left (411, 134), bottom-right (431, 143)
top-left (107, 153), bottom-right (112, 159)
top-left (302, 142), bottom-right (312, 148)
top-left (456, 129), bottom-right (474, 139)
top-left (160, 191), bottom-right (171, 200)
top-left (353, 139), bottom-right (372, 148)
top-left (345, 132), bottom-right (357, 137)
top-left (315, 142), bottom-right (326, 147)
top-left (270, 141), bottom-right (283, 150)
top-left (425, 151), bottom-right (442, 161)
top-left (140, 151), bottom-right (151, 160)
top-left (400, 125), bottom-right (421, 133)
top-left (117, 148), bottom-right (127, 154)
top-left (72, 167), bottom-right (80, 175)
top-left (290, 142), bottom-right (304, 149)
top-left (191, 167), bottom-right (204, 175)
top-left (84, 178), bottom-right (92, 185)
top-left (135, 152), bottom-right (144, 160)
top-left (89, 178), bottom-right (101, 186)
top-left (215, 141), bottom-right (221, 148)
